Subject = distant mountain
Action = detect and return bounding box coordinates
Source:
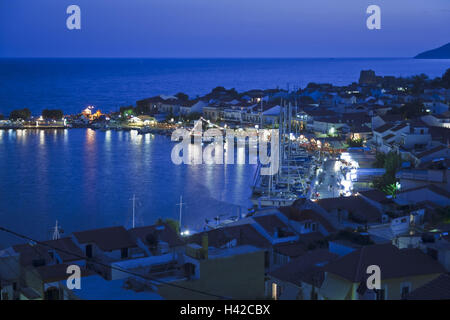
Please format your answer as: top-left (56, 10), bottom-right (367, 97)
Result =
top-left (415, 43), bottom-right (450, 59)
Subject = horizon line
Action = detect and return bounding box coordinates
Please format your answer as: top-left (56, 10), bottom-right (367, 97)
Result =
top-left (0, 56), bottom-right (418, 60)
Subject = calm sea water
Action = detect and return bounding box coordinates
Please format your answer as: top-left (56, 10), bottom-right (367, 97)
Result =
top-left (0, 129), bottom-right (256, 246)
top-left (1, 58), bottom-right (449, 247)
top-left (0, 58), bottom-right (449, 115)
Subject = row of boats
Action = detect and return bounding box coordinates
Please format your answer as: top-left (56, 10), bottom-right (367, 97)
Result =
top-left (250, 103), bottom-right (323, 208)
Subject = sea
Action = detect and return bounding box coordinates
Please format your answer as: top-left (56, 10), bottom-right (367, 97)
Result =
top-left (0, 58), bottom-right (449, 247)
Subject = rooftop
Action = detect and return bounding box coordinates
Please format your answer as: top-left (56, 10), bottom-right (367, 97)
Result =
top-left (73, 226), bottom-right (137, 251)
top-left (324, 243), bottom-right (445, 282)
top-left (269, 249), bottom-right (338, 287)
top-left (406, 273), bottom-right (450, 300)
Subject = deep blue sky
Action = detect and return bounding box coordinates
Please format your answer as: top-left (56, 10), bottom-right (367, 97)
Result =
top-left (0, 0), bottom-right (449, 58)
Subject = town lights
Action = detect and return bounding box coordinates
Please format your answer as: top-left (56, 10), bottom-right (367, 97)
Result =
top-left (180, 230), bottom-right (190, 236)
top-left (329, 127), bottom-right (335, 135)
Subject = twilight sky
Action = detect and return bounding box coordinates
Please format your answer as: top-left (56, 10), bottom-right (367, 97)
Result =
top-left (0, 0), bottom-right (449, 58)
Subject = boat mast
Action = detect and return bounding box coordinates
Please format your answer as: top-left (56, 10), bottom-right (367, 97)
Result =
top-left (129, 194), bottom-right (138, 228)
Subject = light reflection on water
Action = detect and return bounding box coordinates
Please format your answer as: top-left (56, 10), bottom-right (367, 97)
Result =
top-left (0, 129), bottom-right (256, 247)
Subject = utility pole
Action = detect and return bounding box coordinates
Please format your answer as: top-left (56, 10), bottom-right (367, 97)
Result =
top-left (176, 195), bottom-right (186, 229)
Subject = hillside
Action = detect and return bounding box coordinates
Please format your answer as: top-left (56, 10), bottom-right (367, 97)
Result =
top-left (415, 43), bottom-right (450, 59)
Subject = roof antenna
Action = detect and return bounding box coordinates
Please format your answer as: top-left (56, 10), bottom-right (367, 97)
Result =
top-left (52, 220), bottom-right (62, 240)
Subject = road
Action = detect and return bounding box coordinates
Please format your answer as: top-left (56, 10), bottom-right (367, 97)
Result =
top-left (309, 153), bottom-right (357, 200)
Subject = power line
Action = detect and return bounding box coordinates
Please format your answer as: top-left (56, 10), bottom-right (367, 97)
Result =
top-left (0, 225), bottom-right (230, 300)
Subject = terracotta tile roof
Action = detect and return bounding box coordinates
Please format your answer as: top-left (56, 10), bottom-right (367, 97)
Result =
top-left (374, 123), bottom-right (394, 134)
top-left (273, 241), bottom-right (306, 258)
top-left (73, 226), bottom-right (137, 252)
top-left (273, 233), bottom-right (327, 257)
top-left (278, 206), bottom-right (336, 233)
top-left (36, 263), bottom-right (93, 283)
top-left (129, 223), bottom-right (184, 248)
top-left (324, 244), bottom-right (445, 282)
top-left (428, 127), bottom-right (450, 144)
top-left (391, 123), bottom-right (408, 132)
top-left (13, 238), bottom-right (84, 267)
top-left (13, 243), bottom-right (52, 267)
top-left (358, 189), bottom-right (393, 204)
top-left (416, 145), bottom-right (448, 159)
top-left (253, 214), bottom-right (295, 238)
top-left (42, 237), bottom-right (85, 262)
top-left (188, 224), bottom-right (271, 249)
top-left (315, 196), bottom-right (382, 223)
top-left (398, 184), bottom-right (450, 199)
top-left (269, 249), bottom-right (339, 287)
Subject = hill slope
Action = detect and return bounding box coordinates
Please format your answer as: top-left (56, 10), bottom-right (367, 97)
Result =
top-left (415, 43), bottom-right (450, 59)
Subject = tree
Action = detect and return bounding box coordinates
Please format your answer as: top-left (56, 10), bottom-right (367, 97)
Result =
top-left (9, 108), bottom-right (31, 120)
top-left (119, 106), bottom-right (134, 118)
top-left (410, 74), bottom-right (428, 94)
top-left (384, 151), bottom-right (402, 177)
top-left (383, 182), bottom-right (400, 198)
top-left (442, 68), bottom-right (450, 89)
top-left (306, 82), bottom-right (320, 89)
top-left (175, 92), bottom-right (189, 101)
top-left (346, 137), bottom-right (364, 147)
top-left (392, 100), bottom-right (426, 120)
top-left (164, 218), bottom-right (180, 235)
top-left (0, 114), bottom-right (4, 120)
top-left (42, 109), bottom-right (64, 120)
top-left (156, 217), bottom-right (180, 235)
top-left (373, 152), bottom-right (386, 168)
top-left (428, 206), bottom-right (450, 226)
top-left (372, 152), bottom-right (402, 191)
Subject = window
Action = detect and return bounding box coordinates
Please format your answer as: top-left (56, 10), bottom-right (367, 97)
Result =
top-left (401, 283), bottom-right (411, 299)
top-left (44, 287), bottom-right (60, 300)
top-left (376, 288), bottom-right (385, 300)
top-left (272, 283), bottom-right (282, 300)
top-left (311, 289), bottom-right (318, 300)
top-left (85, 244), bottom-right (93, 258)
top-left (272, 283), bottom-right (278, 300)
top-left (121, 247), bottom-right (128, 259)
